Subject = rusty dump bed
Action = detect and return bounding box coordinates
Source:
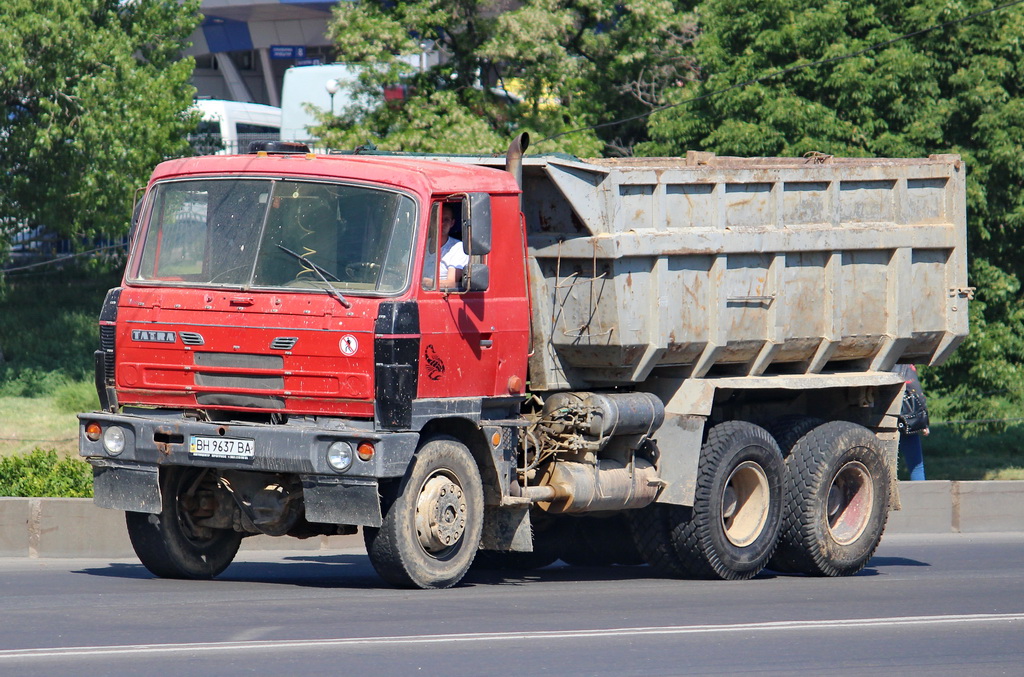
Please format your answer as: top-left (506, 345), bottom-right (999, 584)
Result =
top-left (418, 152), bottom-right (969, 391)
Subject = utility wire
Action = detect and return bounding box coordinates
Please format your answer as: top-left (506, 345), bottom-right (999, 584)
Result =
top-left (536, 0), bottom-right (1024, 146)
top-left (0, 437), bottom-right (77, 443)
top-left (2, 242), bottom-right (127, 274)
top-left (932, 417), bottom-right (1024, 426)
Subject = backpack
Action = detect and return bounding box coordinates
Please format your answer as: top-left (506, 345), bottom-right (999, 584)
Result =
top-left (896, 365), bottom-right (930, 435)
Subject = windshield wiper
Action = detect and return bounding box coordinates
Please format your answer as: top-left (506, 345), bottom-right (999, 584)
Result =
top-left (276, 244), bottom-right (352, 309)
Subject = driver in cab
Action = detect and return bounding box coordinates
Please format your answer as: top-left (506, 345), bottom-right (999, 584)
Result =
top-left (423, 203), bottom-right (468, 289)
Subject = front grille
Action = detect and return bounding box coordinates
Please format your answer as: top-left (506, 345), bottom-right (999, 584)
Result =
top-left (193, 353), bottom-right (283, 370)
top-left (196, 393), bottom-right (285, 409)
top-left (194, 373), bottom-right (284, 390)
top-left (192, 353), bottom-right (285, 395)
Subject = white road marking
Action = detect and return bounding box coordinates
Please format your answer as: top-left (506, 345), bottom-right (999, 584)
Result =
top-left (1, 613), bottom-right (1022, 660)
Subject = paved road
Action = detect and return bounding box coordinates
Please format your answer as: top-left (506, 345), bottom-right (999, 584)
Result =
top-left (0, 533), bottom-right (1022, 676)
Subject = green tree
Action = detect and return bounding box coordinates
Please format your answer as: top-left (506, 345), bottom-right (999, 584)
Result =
top-left (316, 0), bottom-right (696, 156)
top-left (641, 0), bottom-right (1024, 426)
top-left (0, 0), bottom-right (201, 277)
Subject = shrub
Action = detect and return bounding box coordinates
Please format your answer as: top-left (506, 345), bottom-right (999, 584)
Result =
top-left (53, 379), bottom-right (100, 413)
top-left (0, 449), bottom-right (93, 497)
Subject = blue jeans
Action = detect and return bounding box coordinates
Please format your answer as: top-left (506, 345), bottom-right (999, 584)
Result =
top-left (899, 433), bottom-right (926, 481)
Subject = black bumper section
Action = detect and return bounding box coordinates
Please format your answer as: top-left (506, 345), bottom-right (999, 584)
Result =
top-left (79, 411), bottom-right (416, 527)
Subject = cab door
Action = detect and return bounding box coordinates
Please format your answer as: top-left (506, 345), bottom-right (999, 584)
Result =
top-left (416, 198), bottom-right (499, 398)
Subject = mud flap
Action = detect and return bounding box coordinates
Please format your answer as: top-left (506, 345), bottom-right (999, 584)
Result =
top-left (93, 463), bottom-right (161, 513)
top-left (301, 476), bottom-right (383, 527)
top-left (652, 414), bottom-right (705, 506)
top-left (480, 504), bottom-right (533, 552)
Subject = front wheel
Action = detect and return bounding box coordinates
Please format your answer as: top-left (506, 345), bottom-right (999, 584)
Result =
top-left (125, 466), bottom-right (242, 579)
top-left (365, 436), bottom-right (484, 589)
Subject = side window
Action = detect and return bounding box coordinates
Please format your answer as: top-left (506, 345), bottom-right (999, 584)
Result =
top-left (421, 200), bottom-right (471, 291)
top-left (137, 188), bottom-right (209, 280)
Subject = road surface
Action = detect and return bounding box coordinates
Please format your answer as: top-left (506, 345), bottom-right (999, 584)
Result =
top-left (0, 533), bottom-right (1021, 676)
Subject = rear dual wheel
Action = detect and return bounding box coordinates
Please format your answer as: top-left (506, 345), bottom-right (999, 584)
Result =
top-left (630, 421), bottom-right (784, 580)
top-left (560, 514), bottom-right (645, 567)
top-left (772, 421), bottom-right (890, 577)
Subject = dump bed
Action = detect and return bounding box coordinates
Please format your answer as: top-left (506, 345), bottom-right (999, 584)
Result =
top-left (512, 152), bottom-right (969, 390)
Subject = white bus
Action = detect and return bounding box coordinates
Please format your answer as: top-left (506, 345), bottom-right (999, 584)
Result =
top-left (190, 99), bottom-right (282, 155)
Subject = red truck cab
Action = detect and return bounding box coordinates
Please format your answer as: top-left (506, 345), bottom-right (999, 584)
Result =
top-left (112, 149), bottom-right (529, 418)
top-left (80, 144), bottom-right (530, 587)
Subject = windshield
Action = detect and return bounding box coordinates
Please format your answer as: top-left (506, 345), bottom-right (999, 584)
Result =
top-left (130, 178), bottom-right (417, 294)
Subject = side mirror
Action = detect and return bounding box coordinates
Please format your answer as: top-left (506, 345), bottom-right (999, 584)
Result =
top-left (463, 193), bottom-right (491, 255)
top-left (463, 263), bottom-right (489, 291)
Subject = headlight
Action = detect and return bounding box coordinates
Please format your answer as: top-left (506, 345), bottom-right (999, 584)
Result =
top-left (102, 426), bottom-right (127, 455)
top-left (327, 441), bottom-right (353, 472)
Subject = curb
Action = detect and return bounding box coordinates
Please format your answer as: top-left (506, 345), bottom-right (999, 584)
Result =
top-left (0, 497), bottom-right (363, 558)
top-left (2, 480), bottom-right (1022, 559)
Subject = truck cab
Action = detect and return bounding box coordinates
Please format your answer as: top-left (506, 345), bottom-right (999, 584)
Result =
top-left (81, 144), bottom-right (529, 586)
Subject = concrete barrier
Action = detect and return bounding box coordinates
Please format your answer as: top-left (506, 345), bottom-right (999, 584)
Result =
top-left (0, 496), bottom-right (362, 558)
top-left (1, 480), bottom-right (1022, 559)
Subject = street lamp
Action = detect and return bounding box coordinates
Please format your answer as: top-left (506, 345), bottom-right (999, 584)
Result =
top-left (418, 39), bottom-right (435, 73)
top-left (325, 78), bottom-right (341, 114)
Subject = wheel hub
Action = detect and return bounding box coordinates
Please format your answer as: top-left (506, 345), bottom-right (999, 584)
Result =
top-left (826, 460), bottom-right (873, 545)
top-left (720, 460), bottom-right (770, 547)
top-left (415, 474), bottom-right (467, 554)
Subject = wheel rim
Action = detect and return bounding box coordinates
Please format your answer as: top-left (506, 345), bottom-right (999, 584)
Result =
top-left (826, 460), bottom-right (873, 545)
top-left (414, 471), bottom-right (467, 557)
top-left (720, 460), bottom-right (771, 547)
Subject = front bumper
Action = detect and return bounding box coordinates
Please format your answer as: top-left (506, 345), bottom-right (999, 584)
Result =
top-left (78, 408), bottom-right (419, 526)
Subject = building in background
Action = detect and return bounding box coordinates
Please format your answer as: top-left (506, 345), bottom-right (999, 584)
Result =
top-left (186, 0), bottom-right (341, 107)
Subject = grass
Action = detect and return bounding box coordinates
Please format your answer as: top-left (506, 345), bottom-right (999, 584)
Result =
top-left (0, 395), bottom-right (83, 457)
top-left (1, 263), bottom-right (117, 460)
top-left (0, 264), bottom-right (121, 396)
top-left (913, 424), bottom-right (1024, 481)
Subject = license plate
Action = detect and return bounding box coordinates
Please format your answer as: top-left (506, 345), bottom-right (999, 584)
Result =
top-left (189, 435), bottom-right (255, 460)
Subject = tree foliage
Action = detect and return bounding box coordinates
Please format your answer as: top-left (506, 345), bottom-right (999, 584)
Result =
top-left (0, 0), bottom-right (201, 259)
top-left (316, 0), bottom-right (696, 156)
top-left (640, 0), bottom-right (1024, 425)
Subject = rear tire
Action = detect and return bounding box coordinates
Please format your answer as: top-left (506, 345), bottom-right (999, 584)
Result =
top-left (473, 512), bottom-right (563, 571)
top-left (561, 514), bottom-right (644, 567)
top-left (774, 421), bottom-right (890, 577)
top-left (364, 436), bottom-right (483, 589)
top-left (628, 504), bottom-right (691, 577)
top-left (671, 421), bottom-right (784, 580)
top-left (125, 466), bottom-right (242, 580)
top-left (763, 415), bottom-right (824, 572)
top-left (765, 415), bottom-right (825, 456)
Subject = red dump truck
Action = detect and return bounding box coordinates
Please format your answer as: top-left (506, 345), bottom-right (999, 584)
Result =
top-left (79, 136), bottom-right (969, 588)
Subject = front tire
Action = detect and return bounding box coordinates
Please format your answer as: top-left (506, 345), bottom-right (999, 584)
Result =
top-left (774, 421), bottom-right (890, 577)
top-left (365, 436), bottom-right (484, 589)
top-left (125, 466), bottom-right (242, 580)
top-left (672, 421), bottom-right (784, 580)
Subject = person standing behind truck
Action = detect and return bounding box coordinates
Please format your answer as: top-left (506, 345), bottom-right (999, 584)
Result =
top-left (895, 364), bottom-right (929, 481)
